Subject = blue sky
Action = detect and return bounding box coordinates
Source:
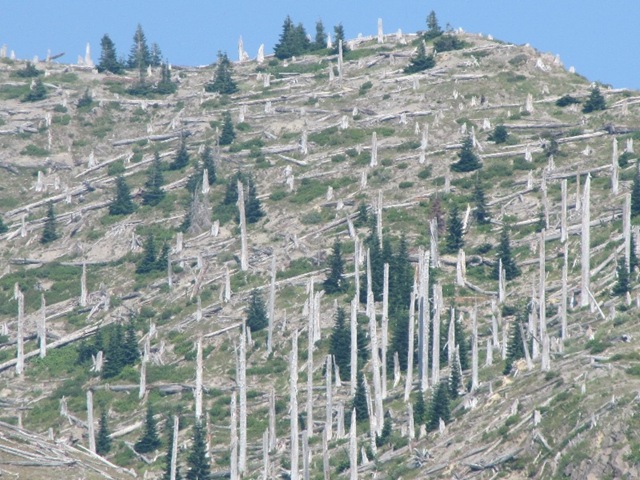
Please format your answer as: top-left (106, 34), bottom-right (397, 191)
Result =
top-left (1, 1), bottom-right (638, 89)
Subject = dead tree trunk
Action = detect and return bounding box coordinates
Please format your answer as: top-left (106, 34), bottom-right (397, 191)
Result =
top-left (418, 250), bottom-right (430, 392)
top-left (267, 254), bottom-right (276, 354)
top-left (39, 294), bottom-right (47, 358)
top-left (381, 263), bottom-right (389, 399)
top-left (349, 408), bottom-right (357, 480)
top-left (350, 296), bottom-right (358, 396)
top-left (290, 331), bottom-right (300, 480)
top-left (237, 181), bottom-right (249, 272)
top-left (471, 306), bottom-right (479, 392)
top-left (170, 415), bottom-right (179, 480)
top-left (238, 327), bottom-right (247, 474)
top-left (86, 390), bottom-right (96, 453)
top-left (16, 287), bottom-right (24, 376)
top-left (230, 391), bottom-right (238, 480)
top-left (195, 337), bottom-right (203, 420)
top-left (404, 274), bottom-right (417, 402)
top-left (80, 263), bottom-right (88, 307)
top-left (325, 355), bottom-right (333, 441)
top-left (581, 175), bottom-right (591, 307)
top-left (431, 283), bottom-right (442, 386)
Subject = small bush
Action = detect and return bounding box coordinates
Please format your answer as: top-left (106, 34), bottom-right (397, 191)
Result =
top-left (359, 81), bottom-right (373, 96)
top-left (433, 35), bottom-right (468, 52)
top-left (399, 181), bottom-right (414, 189)
top-left (556, 95), bottom-right (581, 107)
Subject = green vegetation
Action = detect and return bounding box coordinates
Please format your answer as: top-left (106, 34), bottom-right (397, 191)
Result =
top-left (205, 52), bottom-right (237, 94)
top-left (109, 176), bottom-right (136, 215)
top-left (40, 202), bottom-right (58, 244)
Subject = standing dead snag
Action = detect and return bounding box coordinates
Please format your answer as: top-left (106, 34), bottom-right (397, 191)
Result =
top-left (16, 285), bottom-right (24, 376)
top-left (581, 174), bottom-right (591, 307)
top-left (39, 293), bottom-right (47, 358)
top-left (418, 250), bottom-right (430, 392)
top-left (290, 330), bottom-right (300, 480)
top-left (404, 272), bottom-right (417, 402)
top-left (195, 336), bottom-right (203, 420)
top-left (238, 327), bottom-right (247, 474)
top-left (87, 390), bottom-right (96, 453)
top-left (237, 180), bottom-right (249, 272)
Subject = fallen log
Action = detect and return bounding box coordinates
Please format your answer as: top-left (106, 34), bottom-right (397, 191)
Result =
top-left (112, 130), bottom-right (190, 147)
top-left (465, 448), bottom-right (523, 471)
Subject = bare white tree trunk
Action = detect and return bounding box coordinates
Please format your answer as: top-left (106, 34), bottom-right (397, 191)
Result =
top-left (269, 388), bottom-right (276, 452)
top-left (407, 403), bottom-right (415, 440)
top-left (39, 294), bottom-right (47, 358)
top-left (539, 229), bottom-right (546, 345)
top-left (170, 415), bottom-right (179, 480)
top-left (581, 175), bottom-right (591, 307)
top-left (290, 331), bottom-right (299, 480)
top-left (418, 250), bottom-right (430, 392)
top-left (350, 296), bottom-right (358, 396)
top-left (267, 254), bottom-right (276, 354)
top-left (575, 173), bottom-right (581, 212)
top-left (381, 262), bottom-right (389, 398)
top-left (369, 290), bottom-right (383, 435)
top-left (404, 275), bottom-right (417, 402)
top-left (447, 308), bottom-right (456, 367)
top-left (139, 359), bottom-right (146, 400)
top-left (167, 253), bottom-right (173, 290)
top-left (612, 138), bottom-right (619, 195)
top-left (238, 327), bottom-right (247, 474)
top-left (370, 132), bottom-right (378, 168)
top-left (429, 219), bottom-right (440, 268)
top-left (262, 430), bottom-right (269, 480)
top-left (561, 179), bottom-right (568, 243)
top-left (376, 191), bottom-right (383, 246)
top-left (325, 355), bottom-right (333, 441)
top-left (337, 402), bottom-right (345, 438)
top-left (87, 390), bottom-right (95, 453)
top-left (431, 283), bottom-right (442, 386)
top-left (354, 238), bottom-right (361, 305)
top-left (322, 427), bottom-right (330, 480)
top-left (471, 306), bottom-right (479, 392)
top-left (502, 316), bottom-right (508, 360)
top-left (230, 391), bottom-right (238, 480)
top-left (196, 295), bottom-right (202, 322)
top-left (307, 282), bottom-right (315, 438)
top-left (456, 249), bottom-right (466, 286)
top-left (237, 180), bottom-right (249, 272)
top-left (195, 336), bottom-right (203, 420)
top-left (485, 338), bottom-right (493, 366)
top-left (302, 430), bottom-right (310, 480)
top-left (202, 168), bottom-right (210, 194)
top-left (16, 287), bottom-right (24, 376)
top-left (224, 265), bottom-right (232, 303)
top-left (349, 409), bottom-right (357, 480)
top-left (541, 333), bottom-right (550, 371)
top-left (624, 193), bottom-right (632, 271)
top-left (338, 40), bottom-right (344, 82)
top-left (521, 323), bottom-right (533, 371)
top-left (561, 242), bottom-right (568, 341)
top-left (80, 263), bottom-right (88, 307)
top-left (393, 351), bottom-right (401, 387)
top-left (498, 259), bottom-right (506, 304)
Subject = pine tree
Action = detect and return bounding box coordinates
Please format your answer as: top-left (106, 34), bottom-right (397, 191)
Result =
top-left (109, 176), bottom-right (135, 215)
top-left (376, 410), bottom-right (392, 447)
top-left (331, 24), bottom-right (348, 54)
top-left (0, 215), bottom-right (7, 234)
top-left (424, 10), bottom-right (443, 40)
top-left (155, 63), bottom-right (177, 94)
top-left (150, 43), bottom-right (163, 67)
top-left (123, 320), bottom-right (139, 366)
top-left (274, 16), bottom-right (310, 59)
top-left (454, 317), bottom-right (469, 371)
top-left (329, 307), bottom-right (350, 376)
top-left (102, 323), bottom-right (125, 379)
top-left (492, 226), bottom-right (520, 280)
top-left (40, 202), bottom-right (58, 244)
top-left (169, 136), bottom-right (190, 171)
top-left (97, 34), bottom-right (123, 74)
top-left (582, 86), bottom-right (606, 113)
top-left (612, 257), bottom-right (631, 296)
top-left (451, 136), bottom-right (481, 172)
top-left (246, 289), bottom-right (268, 332)
top-left (156, 242), bottom-right (170, 272)
top-left (323, 240), bottom-right (347, 294)
top-left (314, 20), bottom-right (327, 50)
top-left (244, 177), bottom-right (265, 223)
top-left (22, 78), bottom-right (47, 102)
top-left (389, 310), bottom-right (410, 371)
top-left (142, 152), bottom-right (166, 206)
top-left (96, 410), bottom-right (112, 455)
top-left (136, 234), bottom-right (158, 274)
top-left (503, 312), bottom-right (526, 375)
top-left (355, 202), bottom-right (368, 227)
top-left (135, 404), bottom-right (162, 454)
top-left (632, 166), bottom-right (640, 217)
top-left (219, 112), bottom-right (235, 146)
top-left (352, 370), bottom-right (368, 422)
top-left (390, 234), bottom-right (413, 314)
top-left (449, 354), bottom-right (462, 399)
top-left (489, 125), bottom-right (508, 144)
top-left (473, 177), bottom-right (490, 225)
top-left (427, 381), bottom-right (450, 431)
top-left (414, 391), bottom-right (426, 425)
top-left (128, 24), bottom-right (152, 71)
top-left (186, 422), bottom-right (210, 480)
top-left (631, 235), bottom-right (639, 272)
top-left (201, 145), bottom-right (216, 186)
top-left (403, 41), bottom-right (435, 74)
top-left (445, 204), bottom-right (464, 253)
top-left (205, 51), bottom-right (237, 94)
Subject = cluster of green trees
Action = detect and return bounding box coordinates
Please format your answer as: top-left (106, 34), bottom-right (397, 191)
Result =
top-left (205, 52), bottom-right (237, 94)
top-left (136, 234), bottom-right (170, 275)
top-left (222, 172), bottom-right (265, 223)
top-left (274, 16), bottom-right (346, 59)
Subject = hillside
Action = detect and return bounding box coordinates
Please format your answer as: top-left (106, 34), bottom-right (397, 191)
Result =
top-left (0, 24), bottom-right (639, 479)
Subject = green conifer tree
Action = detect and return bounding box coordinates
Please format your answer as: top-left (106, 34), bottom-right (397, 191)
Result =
top-left (503, 309), bottom-right (526, 375)
top-left (323, 240), bottom-right (347, 294)
top-left (97, 34), bottom-right (123, 74)
top-left (201, 145), bottom-right (216, 186)
top-left (155, 63), bottom-right (177, 94)
top-left (142, 152), bottom-right (166, 206)
top-left (246, 289), bottom-right (268, 332)
top-left (102, 323), bottom-right (125, 379)
top-left (150, 43), bottom-right (163, 67)
top-left (329, 307), bottom-right (350, 376)
top-left (22, 77), bottom-right (47, 102)
top-left (332, 24), bottom-right (348, 54)
top-left (473, 177), bottom-right (490, 225)
top-left (0, 215), bottom-right (7, 234)
top-left (96, 409), bottom-right (112, 455)
top-left (451, 136), bottom-right (481, 172)
top-left (109, 176), bottom-right (135, 215)
top-left (582, 86), bottom-right (606, 113)
top-left (244, 177), bottom-right (265, 223)
top-left (454, 318), bottom-right (469, 371)
top-left (632, 166), bottom-right (640, 217)
top-left (314, 20), bottom-right (327, 50)
top-left (492, 227), bottom-right (520, 280)
top-left (128, 24), bottom-right (152, 71)
top-left (169, 136), bottom-right (190, 171)
top-left (135, 404), bottom-right (162, 454)
top-left (40, 202), bottom-right (58, 244)
top-left (427, 381), bottom-right (450, 431)
top-left (390, 234), bottom-right (413, 314)
top-left (156, 242), bottom-right (170, 272)
top-left (205, 51), bottom-right (237, 94)
top-left (136, 234), bottom-right (158, 274)
top-left (424, 11), bottom-right (443, 40)
top-left (414, 390), bottom-right (426, 426)
top-left (403, 41), bottom-right (435, 74)
top-left (376, 410), bottom-right (392, 447)
top-left (274, 16), bottom-right (299, 59)
top-left (186, 422), bottom-right (210, 480)
top-left (445, 204), bottom-right (464, 253)
top-left (123, 320), bottom-right (139, 366)
top-left (352, 370), bottom-right (368, 422)
top-left (488, 125), bottom-right (508, 144)
top-left (389, 310), bottom-right (410, 371)
top-left (612, 257), bottom-right (631, 296)
top-left (219, 111), bottom-right (235, 146)
top-left (449, 354), bottom-right (462, 399)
